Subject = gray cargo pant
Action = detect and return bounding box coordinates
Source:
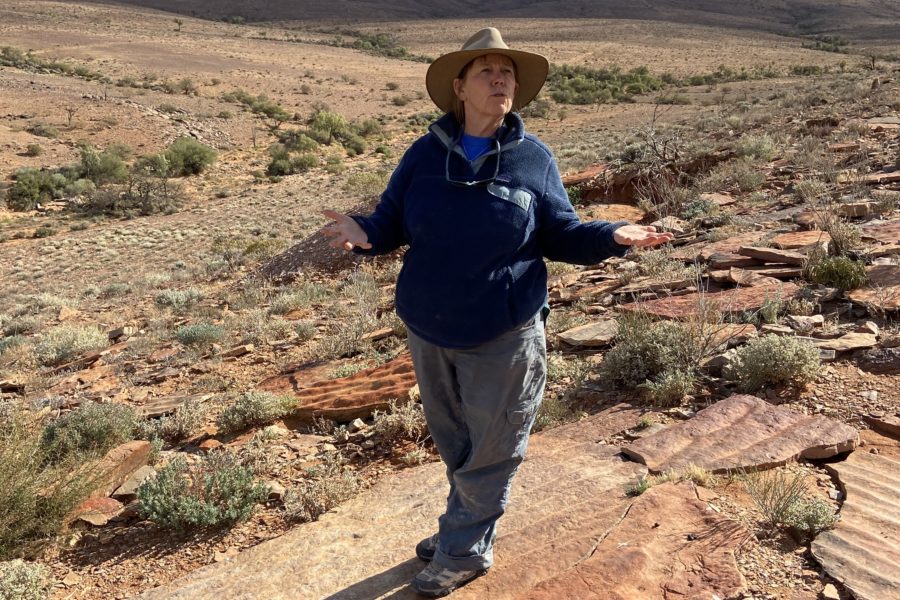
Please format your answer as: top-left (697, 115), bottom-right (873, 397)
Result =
top-left (407, 312), bottom-right (547, 572)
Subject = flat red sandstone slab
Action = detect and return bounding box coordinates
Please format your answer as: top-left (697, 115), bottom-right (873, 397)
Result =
top-left (558, 320), bottom-right (619, 347)
top-left (770, 230), bottom-right (832, 250)
top-left (258, 353), bottom-right (417, 422)
top-left (862, 220), bottom-right (900, 244)
top-left (622, 395), bottom-right (858, 473)
top-left (848, 265), bottom-right (900, 311)
top-left (140, 417), bottom-right (646, 600)
top-left (812, 451), bottom-right (900, 600)
top-left (618, 282), bottom-right (800, 320)
top-left (671, 232), bottom-right (763, 262)
top-left (518, 483), bottom-right (747, 600)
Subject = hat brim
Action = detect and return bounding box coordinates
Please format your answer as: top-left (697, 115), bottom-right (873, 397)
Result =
top-left (426, 48), bottom-right (549, 114)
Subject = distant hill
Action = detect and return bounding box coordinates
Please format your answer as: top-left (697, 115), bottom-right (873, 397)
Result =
top-left (91, 0), bottom-right (900, 43)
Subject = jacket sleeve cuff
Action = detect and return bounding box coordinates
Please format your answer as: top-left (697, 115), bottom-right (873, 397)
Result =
top-left (608, 221), bottom-right (632, 257)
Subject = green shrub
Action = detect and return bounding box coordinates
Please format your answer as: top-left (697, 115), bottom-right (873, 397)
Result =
top-left (155, 288), bottom-right (203, 312)
top-left (32, 324), bottom-right (107, 366)
top-left (164, 137), bottom-right (217, 176)
top-left (742, 468), bottom-right (809, 527)
top-left (41, 402), bottom-right (139, 463)
top-left (24, 144), bottom-right (42, 157)
top-left (0, 336), bottom-right (26, 357)
top-left (137, 452), bottom-right (266, 530)
top-left (175, 322), bottom-right (225, 347)
top-left (548, 64), bottom-right (663, 104)
top-left (5, 168), bottom-right (67, 211)
top-left (599, 314), bottom-right (697, 389)
top-left (0, 559), bottom-right (52, 599)
top-left (65, 178), bottom-right (95, 197)
top-left (730, 335), bottom-right (821, 392)
top-left (0, 408), bottom-right (92, 559)
top-left (216, 391), bottom-right (295, 433)
top-left (269, 283), bottom-right (328, 314)
top-left (275, 130), bottom-right (318, 152)
top-left (644, 368), bottom-right (696, 406)
top-left (385, 81), bottom-right (399, 91)
top-left (2, 315), bottom-right (40, 337)
top-left (807, 256), bottom-right (867, 290)
top-left (78, 144), bottom-right (128, 185)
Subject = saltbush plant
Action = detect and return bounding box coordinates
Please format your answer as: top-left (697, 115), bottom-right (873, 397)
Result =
top-left (32, 323), bottom-right (107, 366)
top-left (730, 335), bottom-right (821, 392)
top-left (372, 400), bottom-right (428, 443)
top-left (41, 401), bottom-right (139, 463)
top-left (175, 322), bottom-right (225, 347)
top-left (783, 496), bottom-right (839, 541)
top-left (0, 559), bottom-right (52, 600)
top-left (154, 399), bottom-right (209, 442)
top-left (155, 288), bottom-right (203, 312)
top-left (137, 452), bottom-right (266, 530)
top-left (216, 391), bottom-right (296, 433)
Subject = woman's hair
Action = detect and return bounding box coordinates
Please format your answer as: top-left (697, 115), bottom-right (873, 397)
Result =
top-left (449, 56), bottom-right (519, 125)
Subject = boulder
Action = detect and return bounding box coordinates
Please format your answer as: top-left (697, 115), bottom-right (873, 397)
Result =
top-left (861, 220), bottom-right (900, 244)
top-left (855, 347), bottom-right (900, 375)
top-left (738, 246), bottom-right (807, 265)
top-left (623, 395), bottom-right (858, 473)
top-left (88, 441), bottom-right (152, 499)
top-left (812, 451), bottom-right (900, 600)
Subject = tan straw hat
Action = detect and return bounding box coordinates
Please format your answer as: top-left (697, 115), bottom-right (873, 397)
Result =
top-left (425, 27), bottom-right (549, 113)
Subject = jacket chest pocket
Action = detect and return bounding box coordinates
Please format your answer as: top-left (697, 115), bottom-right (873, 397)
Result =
top-left (487, 183), bottom-right (533, 212)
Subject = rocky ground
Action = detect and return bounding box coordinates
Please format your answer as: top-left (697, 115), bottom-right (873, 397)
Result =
top-left (1, 3), bottom-right (899, 599)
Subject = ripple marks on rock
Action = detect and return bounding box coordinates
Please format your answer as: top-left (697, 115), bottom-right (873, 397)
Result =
top-left (516, 483), bottom-right (748, 600)
top-left (622, 394), bottom-right (858, 474)
top-left (258, 353), bottom-right (417, 421)
top-left (812, 451), bottom-right (900, 600)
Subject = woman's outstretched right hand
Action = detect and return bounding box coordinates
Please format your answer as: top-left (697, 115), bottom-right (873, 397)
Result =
top-left (321, 210), bottom-right (373, 251)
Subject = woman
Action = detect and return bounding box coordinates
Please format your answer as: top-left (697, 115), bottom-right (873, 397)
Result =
top-left (323, 28), bottom-right (672, 598)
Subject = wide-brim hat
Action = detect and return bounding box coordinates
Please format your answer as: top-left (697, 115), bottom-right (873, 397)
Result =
top-left (426, 27), bottom-right (549, 113)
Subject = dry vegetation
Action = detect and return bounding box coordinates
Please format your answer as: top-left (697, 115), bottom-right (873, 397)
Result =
top-left (0, 1), bottom-right (899, 598)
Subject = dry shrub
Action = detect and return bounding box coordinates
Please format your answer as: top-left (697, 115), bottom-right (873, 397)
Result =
top-left (216, 392), bottom-right (295, 434)
top-left (283, 451), bottom-right (361, 522)
top-left (372, 400), bottom-right (428, 444)
top-left (32, 324), bottom-right (107, 366)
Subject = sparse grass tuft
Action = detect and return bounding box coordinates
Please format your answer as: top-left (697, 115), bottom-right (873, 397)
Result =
top-left (283, 451), bottom-right (361, 523)
top-left (216, 392), bottom-right (295, 434)
top-left (175, 322), bottom-right (225, 348)
top-left (155, 288), bottom-right (203, 313)
top-left (372, 400), bottom-right (427, 444)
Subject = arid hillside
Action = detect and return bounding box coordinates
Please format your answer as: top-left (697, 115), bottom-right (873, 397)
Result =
top-left (1, 1), bottom-right (899, 599)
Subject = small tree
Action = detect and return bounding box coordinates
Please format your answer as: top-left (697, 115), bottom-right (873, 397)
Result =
top-left (164, 137), bottom-right (217, 176)
top-left (173, 18), bottom-right (183, 32)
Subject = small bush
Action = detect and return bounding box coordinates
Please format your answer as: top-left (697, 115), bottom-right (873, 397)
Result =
top-left (269, 283), bottom-right (328, 314)
top-left (78, 144), bottom-right (128, 185)
top-left (32, 324), bottom-right (107, 366)
top-left (385, 81), bottom-right (399, 91)
top-left (41, 402), bottom-right (139, 463)
top-left (164, 137), bottom-right (217, 176)
top-left (137, 452), bottom-right (266, 530)
top-left (372, 400), bottom-right (427, 443)
top-left (155, 399), bottom-right (209, 442)
top-left (644, 368), bottom-right (695, 406)
top-left (5, 168), bottom-right (66, 211)
top-left (175, 322), bottom-right (225, 347)
top-left (0, 559), bottom-right (52, 599)
top-left (155, 288), bottom-right (203, 312)
top-left (730, 335), bottom-right (820, 392)
top-left (283, 452), bottom-right (361, 522)
top-left (793, 179), bottom-right (826, 203)
top-left (783, 496), bottom-right (839, 540)
top-left (216, 391), bottom-right (295, 434)
top-left (26, 122), bottom-right (58, 138)
top-left (599, 314), bottom-right (697, 389)
top-left (24, 144), bottom-right (42, 157)
top-left (742, 469), bottom-right (809, 528)
top-left (737, 134), bottom-right (778, 161)
top-left (807, 256), bottom-right (867, 290)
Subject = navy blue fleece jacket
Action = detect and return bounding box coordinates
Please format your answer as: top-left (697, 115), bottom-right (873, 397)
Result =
top-left (353, 112), bottom-right (629, 348)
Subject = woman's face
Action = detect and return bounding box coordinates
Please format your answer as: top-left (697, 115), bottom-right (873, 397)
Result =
top-left (453, 54), bottom-right (518, 126)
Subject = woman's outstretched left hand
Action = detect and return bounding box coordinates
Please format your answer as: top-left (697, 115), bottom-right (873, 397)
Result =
top-left (612, 225), bottom-right (674, 248)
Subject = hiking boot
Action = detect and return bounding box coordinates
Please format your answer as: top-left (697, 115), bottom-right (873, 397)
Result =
top-left (410, 562), bottom-right (488, 598)
top-left (415, 533), bottom-right (439, 562)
